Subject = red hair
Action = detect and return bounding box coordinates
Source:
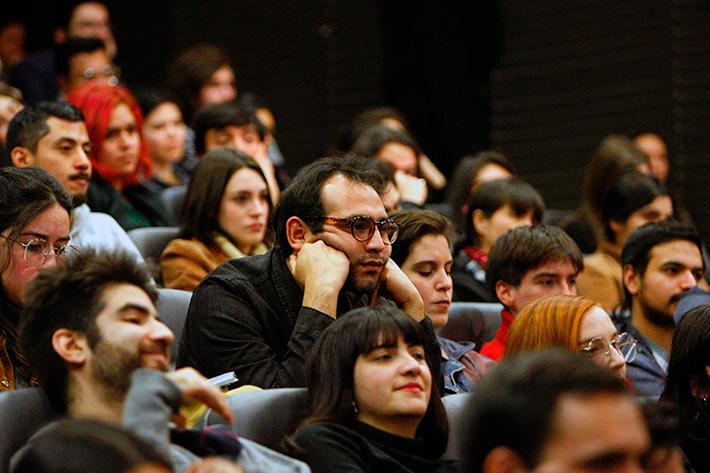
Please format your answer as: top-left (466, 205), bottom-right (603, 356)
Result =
top-left (68, 83), bottom-right (152, 187)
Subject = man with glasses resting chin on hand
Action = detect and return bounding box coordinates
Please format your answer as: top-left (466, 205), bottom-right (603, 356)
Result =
top-left (177, 155), bottom-right (440, 389)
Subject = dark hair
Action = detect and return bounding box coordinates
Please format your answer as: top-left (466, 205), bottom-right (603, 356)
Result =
top-left (336, 106), bottom-right (410, 151)
top-left (166, 44), bottom-right (234, 122)
top-left (19, 249), bottom-right (158, 413)
top-left (389, 209), bottom-right (453, 266)
top-left (448, 151), bottom-right (517, 230)
top-left (55, 37), bottom-right (106, 77)
top-left (192, 102), bottom-right (265, 155)
top-left (11, 418), bottom-right (170, 473)
top-left (7, 101), bottom-right (84, 154)
top-left (601, 172), bottom-right (669, 243)
top-left (0, 167), bottom-right (72, 274)
top-left (271, 154), bottom-right (386, 258)
top-left (661, 305), bottom-right (710, 431)
top-left (134, 87), bottom-right (180, 119)
top-left (298, 305), bottom-right (448, 457)
top-left (179, 147), bottom-right (272, 247)
top-left (350, 124), bottom-right (421, 174)
top-left (469, 349), bottom-right (628, 472)
top-left (487, 224), bottom-right (583, 298)
top-left (621, 220), bottom-right (704, 309)
top-left (462, 177), bottom-right (544, 249)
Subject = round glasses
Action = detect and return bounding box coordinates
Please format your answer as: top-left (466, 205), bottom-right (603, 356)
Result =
top-left (15, 238), bottom-right (78, 267)
top-left (578, 332), bottom-right (637, 365)
top-left (322, 216), bottom-right (400, 245)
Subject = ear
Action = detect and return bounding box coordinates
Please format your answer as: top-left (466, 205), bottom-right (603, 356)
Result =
top-left (51, 329), bottom-right (89, 367)
top-left (482, 446), bottom-right (529, 473)
top-left (285, 216), bottom-right (312, 253)
top-left (495, 280), bottom-right (517, 311)
top-left (622, 264), bottom-right (640, 297)
top-left (608, 219), bottom-right (624, 242)
top-left (10, 146), bottom-right (36, 168)
top-left (473, 209), bottom-right (488, 235)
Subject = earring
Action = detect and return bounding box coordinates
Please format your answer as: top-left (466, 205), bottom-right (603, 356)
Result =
top-left (352, 402), bottom-right (359, 414)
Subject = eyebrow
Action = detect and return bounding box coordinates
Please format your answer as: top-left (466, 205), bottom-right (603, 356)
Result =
top-left (18, 232), bottom-right (71, 242)
top-left (116, 303), bottom-right (155, 318)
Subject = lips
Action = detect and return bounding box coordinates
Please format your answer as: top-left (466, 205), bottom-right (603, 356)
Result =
top-left (396, 382), bottom-right (423, 392)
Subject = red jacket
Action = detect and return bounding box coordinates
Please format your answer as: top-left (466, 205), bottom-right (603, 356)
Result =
top-left (480, 308), bottom-right (514, 361)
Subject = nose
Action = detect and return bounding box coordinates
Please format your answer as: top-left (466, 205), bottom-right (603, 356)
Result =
top-left (679, 270), bottom-right (698, 291)
top-left (434, 269), bottom-right (453, 292)
top-left (150, 319), bottom-right (175, 346)
top-left (609, 343), bottom-right (626, 373)
top-left (560, 280), bottom-right (576, 296)
top-left (365, 225), bottom-right (387, 252)
top-left (401, 352), bottom-right (423, 375)
top-left (75, 148), bottom-right (91, 170)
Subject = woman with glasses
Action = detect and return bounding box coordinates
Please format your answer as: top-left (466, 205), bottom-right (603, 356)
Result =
top-left (505, 295), bottom-right (637, 380)
top-left (0, 167), bottom-right (73, 391)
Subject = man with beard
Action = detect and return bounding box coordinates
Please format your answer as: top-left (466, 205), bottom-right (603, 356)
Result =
top-left (618, 219), bottom-right (705, 398)
top-left (7, 101), bottom-right (143, 263)
top-left (177, 155), bottom-right (436, 388)
top-left (17, 250), bottom-right (310, 473)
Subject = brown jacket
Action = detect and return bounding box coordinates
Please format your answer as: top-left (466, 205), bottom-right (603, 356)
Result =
top-left (161, 239), bottom-right (231, 292)
top-left (577, 241), bottom-right (623, 312)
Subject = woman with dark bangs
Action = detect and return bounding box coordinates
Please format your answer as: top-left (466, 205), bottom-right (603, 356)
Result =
top-left (68, 82), bottom-right (174, 230)
top-left (292, 305), bottom-right (454, 473)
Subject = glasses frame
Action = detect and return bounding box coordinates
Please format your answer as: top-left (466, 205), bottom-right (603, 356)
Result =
top-left (14, 237), bottom-right (77, 267)
top-left (322, 215), bottom-right (400, 245)
top-left (578, 332), bottom-right (638, 365)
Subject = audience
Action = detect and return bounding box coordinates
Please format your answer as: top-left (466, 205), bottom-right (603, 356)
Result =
top-left (467, 349), bottom-right (650, 473)
top-left (0, 167), bottom-right (73, 391)
top-left (292, 305), bottom-right (450, 473)
top-left (161, 148), bottom-right (271, 291)
top-left (390, 209), bottom-right (496, 394)
top-left (452, 178), bottom-right (544, 302)
top-left (617, 220), bottom-right (705, 398)
top-left (505, 295), bottom-right (637, 380)
top-left (577, 171), bottom-right (673, 311)
top-left (479, 224), bottom-right (583, 361)
top-left (135, 88), bottom-right (189, 189)
top-left (68, 82), bottom-right (174, 230)
top-left (178, 155), bottom-right (438, 388)
top-left (660, 304), bottom-right (710, 473)
top-left (7, 101), bottom-right (144, 263)
top-left (18, 249), bottom-right (309, 473)
top-left (55, 38), bottom-right (116, 98)
top-left (633, 131), bottom-right (670, 185)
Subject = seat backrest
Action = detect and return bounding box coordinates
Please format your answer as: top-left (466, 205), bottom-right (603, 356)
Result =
top-left (442, 392), bottom-right (476, 464)
top-left (203, 388), bottom-right (308, 454)
top-left (160, 185), bottom-right (187, 224)
top-left (0, 388), bottom-right (59, 472)
top-left (438, 302), bottom-right (502, 349)
top-left (156, 288), bottom-right (192, 362)
top-left (127, 226), bottom-right (180, 262)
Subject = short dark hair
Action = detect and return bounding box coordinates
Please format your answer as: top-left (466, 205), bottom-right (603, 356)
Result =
top-left (298, 304), bottom-right (448, 457)
top-left (351, 124), bottom-right (422, 160)
top-left (487, 224), bottom-right (583, 297)
top-left (389, 209), bottom-right (453, 266)
top-left (11, 418), bottom-right (170, 473)
top-left (7, 101), bottom-right (84, 154)
top-left (468, 349), bottom-right (628, 472)
top-left (601, 172), bottom-right (668, 243)
top-left (462, 177), bottom-right (545, 248)
top-left (621, 220), bottom-right (704, 308)
top-left (55, 37), bottom-right (106, 77)
top-left (0, 167), bottom-right (72, 274)
top-left (134, 87), bottom-right (180, 119)
top-left (19, 250), bottom-right (158, 413)
top-left (192, 102), bottom-right (264, 155)
top-left (271, 154), bottom-right (386, 258)
top-left (179, 147), bottom-right (272, 247)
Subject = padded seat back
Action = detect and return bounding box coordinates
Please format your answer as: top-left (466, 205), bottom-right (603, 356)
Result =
top-left (438, 302), bottom-right (502, 349)
top-left (156, 288), bottom-right (192, 362)
top-left (161, 185), bottom-right (187, 224)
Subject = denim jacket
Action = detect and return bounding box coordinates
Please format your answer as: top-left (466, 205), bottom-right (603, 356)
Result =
top-left (438, 336), bottom-right (496, 395)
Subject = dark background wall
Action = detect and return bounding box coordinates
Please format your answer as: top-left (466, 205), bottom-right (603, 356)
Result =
top-left (4, 1), bottom-right (708, 240)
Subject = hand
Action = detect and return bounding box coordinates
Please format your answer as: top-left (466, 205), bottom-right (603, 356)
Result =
top-left (378, 259), bottom-right (425, 321)
top-left (185, 457), bottom-right (245, 473)
top-left (394, 170), bottom-right (428, 207)
top-left (288, 240), bottom-right (350, 317)
top-left (165, 368), bottom-right (234, 426)
top-left (418, 153), bottom-right (447, 191)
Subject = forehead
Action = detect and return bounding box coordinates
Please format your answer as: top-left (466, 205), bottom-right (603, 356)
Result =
top-left (41, 116), bottom-right (89, 142)
top-left (70, 49), bottom-right (109, 68)
top-left (71, 2), bottom-right (108, 24)
top-left (320, 173), bottom-right (386, 217)
top-left (109, 103), bottom-right (136, 125)
top-left (524, 259), bottom-right (579, 280)
top-left (647, 239), bottom-right (702, 267)
top-left (409, 234), bottom-right (451, 261)
top-left (96, 283), bottom-right (156, 322)
top-left (224, 167), bottom-right (266, 192)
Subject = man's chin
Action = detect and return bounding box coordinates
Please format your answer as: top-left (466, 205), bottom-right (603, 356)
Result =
top-left (71, 193), bottom-right (87, 207)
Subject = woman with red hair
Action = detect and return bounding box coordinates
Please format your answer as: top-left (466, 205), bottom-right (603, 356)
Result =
top-left (68, 82), bottom-right (174, 230)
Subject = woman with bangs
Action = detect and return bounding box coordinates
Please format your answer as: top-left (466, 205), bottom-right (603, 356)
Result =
top-left (292, 304), bottom-right (453, 473)
top-left (68, 82), bottom-right (174, 230)
top-left (505, 295), bottom-right (637, 381)
top-left (451, 177), bottom-right (544, 302)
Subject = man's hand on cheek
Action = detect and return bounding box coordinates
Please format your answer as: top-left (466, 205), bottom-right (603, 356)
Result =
top-left (378, 259), bottom-right (425, 322)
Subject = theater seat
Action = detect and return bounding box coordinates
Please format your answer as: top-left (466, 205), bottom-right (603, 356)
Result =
top-left (156, 288), bottom-right (192, 363)
top-left (442, 392), bottom-right (476, 465)
top-left (203, 387), bottom-right (308, 454)
top-left (437, 302), bottom-right (503, 349)
top-left (127, 226), bottom-right (180, 262)
top-left (161, 185), bottom-right (187, 224)
top-left (0, 388), bottom-right (58, 472)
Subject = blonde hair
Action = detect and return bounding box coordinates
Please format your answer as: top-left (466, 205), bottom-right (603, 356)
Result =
top-left (505, 295), bottom-right (597, 358)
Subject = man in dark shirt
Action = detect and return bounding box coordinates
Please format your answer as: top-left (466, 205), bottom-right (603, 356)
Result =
top-left (177, 155), bottom-right (432, 387)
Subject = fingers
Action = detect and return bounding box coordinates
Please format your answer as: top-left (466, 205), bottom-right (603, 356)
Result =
top-left (185, 457), bottom-right (245, 473)
top-left (166, 368), bottom-right (235, 425)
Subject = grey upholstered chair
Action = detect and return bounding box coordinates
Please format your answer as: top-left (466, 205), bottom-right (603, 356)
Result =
top-left (156, 287), bottom-right (192, 363)
top-left (437, 302), bottom-right (503, 350)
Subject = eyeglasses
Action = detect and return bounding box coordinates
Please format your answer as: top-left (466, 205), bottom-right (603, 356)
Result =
top-left (81, 64), bottom-right (120, 86)
top-left (579, 332), bottom-right (637, 365)
top-left (322, 216), bottom-right (400, 244)
top-left (5, 237), bottom-right (78, 267)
